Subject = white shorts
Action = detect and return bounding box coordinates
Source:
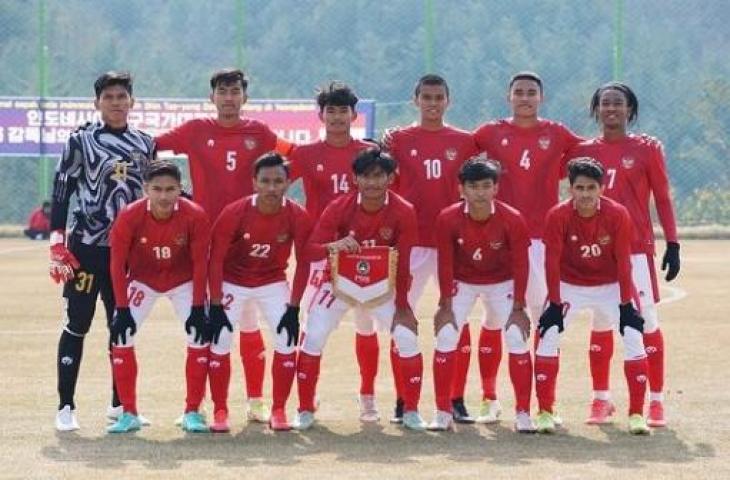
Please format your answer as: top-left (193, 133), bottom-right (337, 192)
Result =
top-left (408, 247), bottom-right (438, 308)
top-left (452, 280), bottom-right (514, 331)
top-left (631, 253), bottom-right (660, 332)
top-left (122, 280), bottom-right (203, 347)
top-left (211, 281), bottom-right (293, 355)
top-left (526, 240), bottom-right (548, 311)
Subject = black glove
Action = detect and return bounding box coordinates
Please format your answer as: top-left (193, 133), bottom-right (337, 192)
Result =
top-left (661, 242), bottom-right (680, 282)
top-left (538, 302), bottom-right (565, 338)
top-left (185, 305), bottom-right (208, 345)
top-left (208, 304), bottom-right (233, 344)
top-left (110, 307), bottom-right (137, 346)
top-left (276, 305), bottom-right (300, 347)
top-left (619, 303), bottom-right (645, 335)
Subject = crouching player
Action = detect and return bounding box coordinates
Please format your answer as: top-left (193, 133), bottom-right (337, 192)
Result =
top-left (430, 158), bottom-right (533, 432)
top-left (207, 153), bottom-right (312, 432)
top-left (108, 161), bottom-right (211, 433)
top-left (295, 148), bottom-right (427, 431)
top-left (535, 157), bottom-right (650, 435)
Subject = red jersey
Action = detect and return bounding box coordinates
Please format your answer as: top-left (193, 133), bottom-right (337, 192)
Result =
top-left (389, 125), bottom-right (478, 247)
top-left (307, 191), bottom-right (418, 308)
top-left (110, 198), bottom-right (210, 307)
top-left (289, 138), bottom-right (374, 217)
top-left (27, 207), bottom-right (50, 232)
top-left (208, 195), bottom-right (312, 304)
top-left (543, 197), bottom-right (633, 304)
top-left (155, 118), bottom-right (281, 221)
top-left (565, 134), bottom-right (678, 254)
top-left (473, 119), bottom-right (582, 238)
top-left (436, 200), bottom-right (530, 303)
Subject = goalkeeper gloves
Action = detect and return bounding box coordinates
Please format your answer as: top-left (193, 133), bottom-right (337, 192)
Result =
top-left (49, 230), bottom-right (80, 284)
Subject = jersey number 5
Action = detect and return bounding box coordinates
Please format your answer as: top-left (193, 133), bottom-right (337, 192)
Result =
top-left (226, 151), bottom-right (237, 171)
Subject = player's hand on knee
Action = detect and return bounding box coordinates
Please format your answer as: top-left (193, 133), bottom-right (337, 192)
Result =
top-left (506, 305), bottom-right (531, 342)
top-left (208, 304), bottom-right (233, 344)
top-left (185, 305), bottom-right (208, 345)
top-left (433, 301), bottom-right (457, 336)
top-left (380, 126), bottom-right (401, 151)
top-left (111, 307), bottom-right (136, 345)
top-left (393, 306), bottom-right (418, 335)
top-left (276, 304), bottom-right (301, 347)
top-left (49, 230), bottom-right (80, 284)
top-left (661, 241), bottom-right (680, 281)
top-left (619, 303), bottom-right (645, 335)
top-left (538, 302), bottom-right (565, 338)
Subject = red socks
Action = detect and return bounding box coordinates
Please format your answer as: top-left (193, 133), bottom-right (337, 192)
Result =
top-left (643, 329), bottom-right (664, 395)
top-left (433, 350), bottom-right (455, 412)
top-left (272, 351), bottom-right (296, 410)
top-left (399, 353), bottom-right (423, 412)
top-left (478, 328), bottom-right (502, 400)
top-left (111, 346), bottom-right (138, 415)
top-left (450, 324), bottom-right (471, 400)
top-left (508, 352), bottom-right (532, 413)
top-left (534, 354), bottom-right (559, 413)
top-left (239, 330), bottom-right (266, 399)
top-left (624, 358), bottom-right (649, 415)
top-left (389, 339), bottom-right (404, 401)
top-left (355, 333), bottom-right (379, 395)
top-left (208, 351), bottom-right (231, 413)
top-left (184, 346), bottom-right (208, 413)
top-left (589, 330), bottom-right (614, 392)
top-left (296, 351), bottom-right (321, 412)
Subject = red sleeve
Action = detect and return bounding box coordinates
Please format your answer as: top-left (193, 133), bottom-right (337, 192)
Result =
top-left (208, 205), bottom-right (240, 302)
top-left (288, 145), bottom-right (304, 181)
top-left (395, 205), bottom-right (418, 308)
top-left (543, 208), bottom-right (564, 304)
top-left (614, 208), bottom-right (634, 304)
top-left (109, 210), bottom-right (134, 308)
top-left (305, 202), bottom-right (340, 261)
top-left (290, 207), bottom-right (314, 305)
top-left (155, 122), bottom-right (190, 154)
top-left (647, 140), bottom-right (678, 243)
top-left (472, 124), bottom-right (492, 154)
top-left (189, 211), bottom-right (211, 306)
top-left (435, 211), bottom-right (455, 301)
top-left (508, 213), bottom-right (530, 305)
top-left (558, 126), bottom-right (584, 178)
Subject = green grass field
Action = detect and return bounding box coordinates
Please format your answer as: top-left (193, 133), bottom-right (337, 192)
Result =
top-left (1, 239), bottom-right (727, 479)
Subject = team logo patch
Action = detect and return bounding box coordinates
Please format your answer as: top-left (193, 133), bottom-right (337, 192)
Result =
top-left (445, 148), bottom-right (458, 161)
top-left (277, 232), bottom-right (289, 243)
top-left (207, 139), bottom-right (215, 147)
top-left (356, 260), bottom-right (371, 275)
top-left (490, 240), bottom-right (503, 250)
top-left (244, 137), bottom-right (257, 150)
top-left (457, 237), bottom-right (464, 245)
top-left (379, 227), bottom-right (393, 241)
top-left (129, 150), bottom-right (147, 163)
top-left (243, 232), bottom-right (251, 240)
top-left (175, 234), bottom-right (187, 246)
top-left (598, 235), bottom-right (611, 245)
top-left (410, 149), bottom-right (418, 157)
top-left (538, 136), bottom-right (551, 150)
top-left (570, 235), bottom-right (578, 242)
top-left (501, 138), bottom-right (509, 147)
top-left (316, 164), bottom-right (324, 172)
top-left (140, 237), bottom-right (147, 244)
top-left (622, 156), bottom-right (635, 169)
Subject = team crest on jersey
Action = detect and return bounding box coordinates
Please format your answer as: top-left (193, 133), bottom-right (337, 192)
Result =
top-left (490, 240), bottom-right (503, 250)
top-left (129, 150), bottom-right (147, 164)
top-left (444, 148), bottom-right (458, 161)
top-left (277, 232), bottom-right (289, 243)
top-left (207, 139), bottom-right (215, 147)
top-left (140, 237), bottom-right (147, 244)
top-left (621, 156), bottom-right (635, 169)
top-left (598, 235), bottom-right (611, 245)
top-left (538, 136), bottom-right (551, 150)
top-left (570, 235), bottom-right (578, 242)
top-left (243, 232), bottom-right (251, 240)
top-left (501, 138), bottom-right (509, 147)
top-left (175, 234), bottom-right (187, 246)
top-left (316, 164), bottom-right (324, 172)
top-left (356, 260), bottom-right (371, 275)
top-left (244, 137), bottom-right (257, 150)
top-left (379, 227), bottom-right (393, 241)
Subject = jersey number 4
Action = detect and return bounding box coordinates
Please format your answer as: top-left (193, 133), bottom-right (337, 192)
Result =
top-left (519, 149), bottom-right (531, 170)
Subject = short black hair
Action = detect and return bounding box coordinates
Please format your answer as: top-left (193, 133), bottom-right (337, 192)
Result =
top-left (316, 81), bottom-right (358, 112)
top-left (253, 152), bottom-right (290, 177)
top-left (144, 161), bottom-right (181, 182)
top-left (94, 71), bottom-right (133, 99)
top-left (567, 157), bottom-right (604, 185)
top-left (210, 68), bottom-right (248, 91)
top-left (414, 74), bottom-right (450, 98)
top-left (509, 71), bottom-right (543, 93)
top-left (590, 81), bottom-right (639, 125)
top-left (353, 147), bottom-right (397, 176)
top-left (458, 156), bottom-right (501, 184)
top-left (42, 200), bottom-right (51, 208)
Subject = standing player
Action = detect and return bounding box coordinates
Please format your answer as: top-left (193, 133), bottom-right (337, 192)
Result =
top-left (565, 82), bottom-right (679, 427)
top-left (386, 74), bottom-right (478, 423)
top-left (430, 158), bottom-right (534, 432)
top-left (50, 72), bottom-right (154, 431)
top-left (535, 158), bottom-right (650, 435)
top-left (295, 148), bottom-right (427, 431)
top-left (156, 69), bottom-right (293, 422)
top-left (107, 162), bottom-right (210, 433)
top-left (206, 153), bottom-right (312, 432)
top-left (288, 82), bottom-right (382, 421)
top-left (471, 72), bottom-right (582, 423)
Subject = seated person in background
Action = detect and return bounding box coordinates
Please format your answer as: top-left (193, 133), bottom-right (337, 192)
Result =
top-left (24, 201), bottom-right (51, 240)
